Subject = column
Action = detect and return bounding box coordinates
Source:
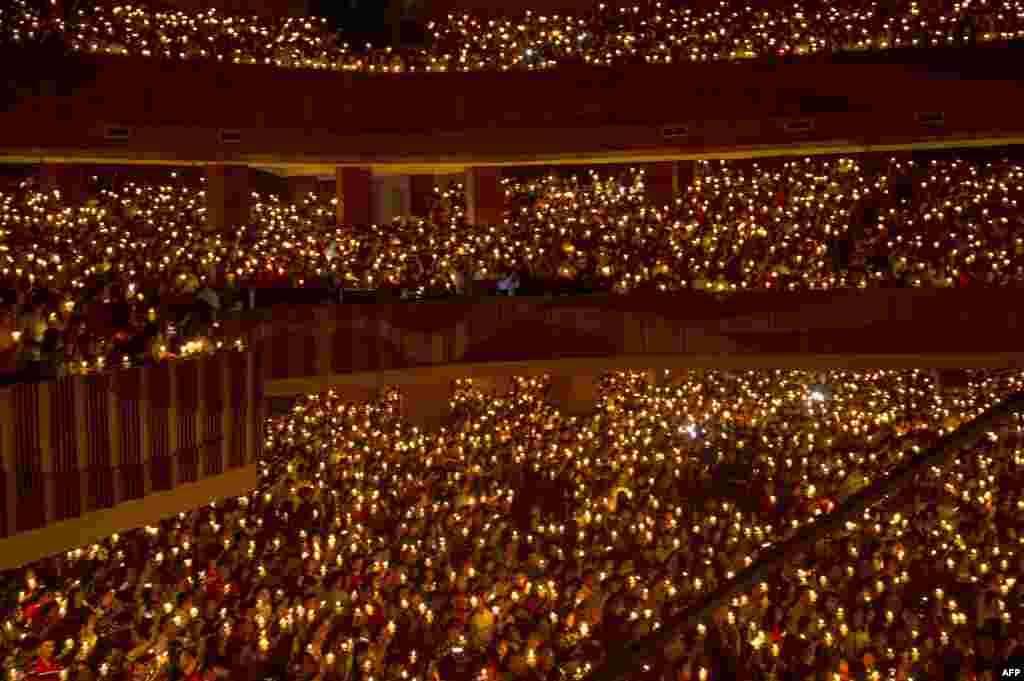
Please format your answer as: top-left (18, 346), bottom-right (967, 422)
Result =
top-left (287, 176), bottom-right (319, 205)
top-left (549, 374), bottom-right (600, 417)
top-left (400, 382), bottom-right (452, 432)
top-left (0, 390), bottom-right (16, 538)
top-left (465, 167), bottom-right (502, 227)
top-left (140, 369), bottom-right (153, 498)
top-left (678, 161), bottom-right (695, 195)
top-left (336, 167), bottom-right (373, 226)
top-left (206, 165), bottom-right (251, 234)
top-left (473, 375), bottom-right (515, 399)
top-left (167, 363), bottom-right (179, 491)
top-left (37, 382), bottom-right (56, 527)
top-left (216, 354), bottom-right (232, 477)
top-left (935, 369), bottom-right (970, 394)
top-left (267, 397), bottom-right (295, 417)
top-left (646, 162), bottom-right (679, 210)
top-left (107, 374), bottom-right (123, 506)
top-left (645, 368), bottom-right (670, 390)
top-left (244, 348), bottom-right (256, 466)
top-left (372, 174), bottom-right (412, 225)
top-left (195, 358), bottom-right (210, 483)
top-left (73, 378), bottom-right (91, 513)
top-left (410, 174), bottom-right (436, 218)
top-left (434, 173), bottom-right (462, 190)
top-left (314, 307), bottom-right (334, 377)
top-left (38, 163), bottom-right (88, 204)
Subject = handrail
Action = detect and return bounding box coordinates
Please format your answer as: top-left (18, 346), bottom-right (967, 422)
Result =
top-left (588, 391), bottom-right (1024, 681)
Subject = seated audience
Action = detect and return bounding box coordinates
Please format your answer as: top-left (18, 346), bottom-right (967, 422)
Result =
top-left (1, 369), bottom-right (1022, 681)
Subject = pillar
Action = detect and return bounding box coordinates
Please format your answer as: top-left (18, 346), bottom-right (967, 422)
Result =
top-left (166, 362), bottom-right (180, 491)
top-left (678, 161), bottom-right (695, 194)
top-left (647, 161), bottom-right (696, 210)
top-left (287, 176), bottom-right (319, 205)
top-left (206, 164), bottom-right (251, 234)
top-left (267, 396), bottom-right (295, 418)
top-left (549, 374), bottom-right (600, 417)
top-left (38, 163), bottom-right (88, 204)
top-left (0, 392), bottom-right (15, 538)
top-left (372, 174), bottom-right (412, 225)
top-left (400, 382), bottom-right (452, 432)
top-left (336, 167), bottom-right (373, 226)
top-left (645, 368), bottom-right (671, 389)
top-left (332, 385), bottom-right (379, 405)
top-left (466, 167), bottom-right (502, 227)
top-left (473, 375), bottom-right (515, 399)
top-left (934, 369), bottom-right (970, 394)
top-left (410, 174), bottom-right (436, 218)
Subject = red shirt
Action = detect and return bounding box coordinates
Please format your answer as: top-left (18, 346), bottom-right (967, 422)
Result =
top-left (28, 656), bottom-right (62, 679)
top-left (22, 597), bottom-right (48, 622)
top-left (205, 568), bottom-right (224, 599)
top-left (368, 608), bottom-right (385, 629)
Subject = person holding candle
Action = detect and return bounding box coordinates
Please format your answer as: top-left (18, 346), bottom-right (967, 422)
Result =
top-left (25, 640), bottom-right (63, 681)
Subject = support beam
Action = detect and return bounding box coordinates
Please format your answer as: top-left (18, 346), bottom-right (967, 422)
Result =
top-left (935, 369), bottom-right (971, 394)
top-left (679, 160), bottom-right (695, 194)
top-left (206, 165), bottom-right (250, 234)
top-left (267, 396), bottom-right (295, 418)
top-left (336, 167), bottom-right (373, 226)
top-left (287, 176), bottom-right (319, 205)
top-left (590, 391), bottom-right (1024, 681)
top-left (465, 167), bottom-right (502, 227)
top-left (38, 163), bottom-right (88, 204)
top-left (372, 174), bottom-right (412, 225)
top-left (645, 368), bottom-right (671, 389)
top-left (645, 161), bottom-right (677, 211)
top-left (549, 374), bottom-right (601, 417)
top-left (410, 174), bottom-right (436, 218)
top-left (332, 385), bottom-right (379, 405)
top-left (473, 375), bottom-right (515, 399)
top-left (400, 382), bottom-right (453, 432)
top-left (646, 161), bottom-right (695, 210)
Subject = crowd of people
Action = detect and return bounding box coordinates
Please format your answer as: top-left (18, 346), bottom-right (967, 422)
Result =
top-left (1, 368), bottom-right (1022, 681)
top-left (2, 153), bottom-right (1024, 378)
top-left (1, 0), bottom-right (1021, 72)
top-left (0, 173), bottom-right (470, 379)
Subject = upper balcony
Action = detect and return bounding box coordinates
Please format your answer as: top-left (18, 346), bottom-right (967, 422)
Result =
top-left (4, 46), bottom-right (1024, 171)
top-left (3, 1), bottom-right (1024, 169)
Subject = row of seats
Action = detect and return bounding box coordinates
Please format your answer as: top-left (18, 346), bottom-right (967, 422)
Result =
top-left (2, 369), bottom-right (1022, 680)
top-left (2, 154), bottom-right (1023, 379)
top-left (0, 0), bottom-right (1019, 72)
